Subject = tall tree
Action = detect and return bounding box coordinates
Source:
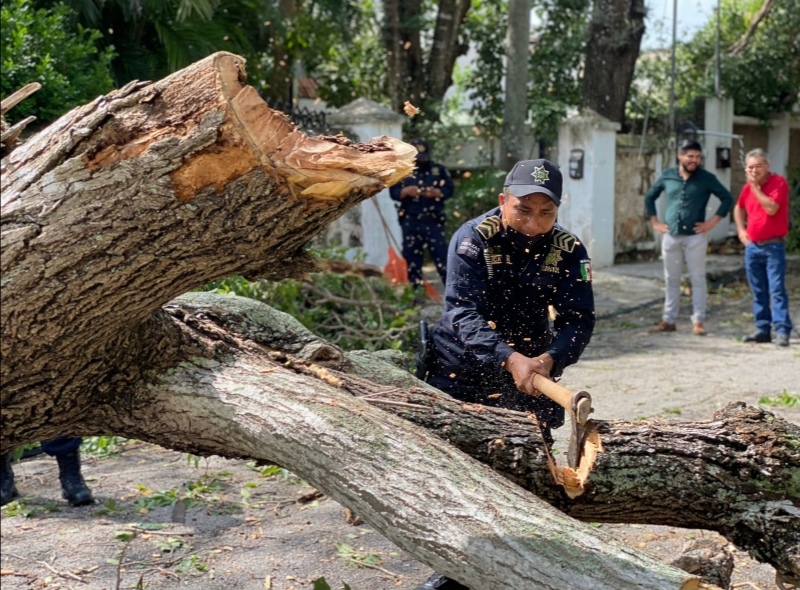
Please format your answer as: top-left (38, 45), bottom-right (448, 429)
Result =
top-left (628, 0), bottom-right (798, 128)
top-left (580, 0), bottom-right (646, 123)
top-left (381, 0), bottom-right (472, 116)
top-left (500, 0), bottom-right (531, 169)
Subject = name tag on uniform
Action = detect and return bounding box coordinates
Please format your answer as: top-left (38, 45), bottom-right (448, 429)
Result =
top-left (457, 237), bottom-right (481, 260)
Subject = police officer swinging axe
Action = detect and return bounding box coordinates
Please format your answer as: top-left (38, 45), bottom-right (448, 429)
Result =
top-left (412, 158), bottom-right (599, 590)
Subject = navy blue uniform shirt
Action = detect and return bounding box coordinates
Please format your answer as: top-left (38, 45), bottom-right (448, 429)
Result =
top-left (427, 209), bottom-right (595, 406)
top-left (389, 161), bottom-right (454, 222)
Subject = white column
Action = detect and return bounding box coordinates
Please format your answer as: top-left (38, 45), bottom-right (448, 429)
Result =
top-left (767, 112), bottom-right (791, 178)
top-left (703, 96), bottom-right (735, 241)
top-left (558, 112), bottom-right (620, 268)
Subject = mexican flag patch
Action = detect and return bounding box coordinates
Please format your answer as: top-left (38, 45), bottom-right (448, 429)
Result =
top-left (580, 259), bottom-right (593, 282)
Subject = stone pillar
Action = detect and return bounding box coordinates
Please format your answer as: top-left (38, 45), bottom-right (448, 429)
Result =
top-left (557, 111), bottom-right (620, 268)
top-left (767, 112), bottom-right (791, 178)
top-left (703, 96), bottom-right (735, 241)
top-left (326, 98), bottom-right (405, 267)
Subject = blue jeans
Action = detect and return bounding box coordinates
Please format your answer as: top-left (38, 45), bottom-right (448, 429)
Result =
top-left (745, 242), bottom-right (793, 336)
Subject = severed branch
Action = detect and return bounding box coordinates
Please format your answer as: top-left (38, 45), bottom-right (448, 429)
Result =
top-left (729, 0), bottom-right (776, 55)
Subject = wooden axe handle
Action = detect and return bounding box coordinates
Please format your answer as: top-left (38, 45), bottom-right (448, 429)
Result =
top-left (532, 375), bottom-right (592, 425)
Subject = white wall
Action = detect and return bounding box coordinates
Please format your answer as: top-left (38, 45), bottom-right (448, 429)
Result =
top-left (326, 99), bottom-right (405, 267)
top-left (558, 112), bottom-right (620, 268)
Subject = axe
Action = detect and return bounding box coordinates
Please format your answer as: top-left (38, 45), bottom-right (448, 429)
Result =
top-left (531, 375), bottom-right (593, 469)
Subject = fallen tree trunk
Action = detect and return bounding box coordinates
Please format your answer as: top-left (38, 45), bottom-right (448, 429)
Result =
top-left (2, 53), bottom-right (797, 589)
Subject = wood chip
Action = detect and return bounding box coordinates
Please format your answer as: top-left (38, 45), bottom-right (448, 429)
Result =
top-left (403, 101), bottom-right (420, 116)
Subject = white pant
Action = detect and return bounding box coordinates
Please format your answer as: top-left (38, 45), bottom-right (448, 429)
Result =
top-left (661, 233), bottom-right (708, 324)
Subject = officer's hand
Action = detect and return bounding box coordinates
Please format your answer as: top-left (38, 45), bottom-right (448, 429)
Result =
top-left (424, 187), bottom-right (443, 198)
top-left (400, 186), bottom-right (420, 199)
top-left (505, 352), bottom-right (554, 396)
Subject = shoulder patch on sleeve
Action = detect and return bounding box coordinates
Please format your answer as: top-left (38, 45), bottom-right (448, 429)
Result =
top-left (457, 237), bottom-right (482, 260)
top-left (552, 229), bottom-right (576, 253)
top-left (579, 259), bottom-right (593, 282)
top-left (475, 215), bottom-right (502, 240)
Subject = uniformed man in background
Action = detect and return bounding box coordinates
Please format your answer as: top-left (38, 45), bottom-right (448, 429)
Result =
top-left (414, 158), bottom-right (595, 590)
top-left (389, 139), bottom-right (454, 288)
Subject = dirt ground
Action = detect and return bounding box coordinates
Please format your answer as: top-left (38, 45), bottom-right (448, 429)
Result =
top-left (2, 252), bottom-right (798, 590)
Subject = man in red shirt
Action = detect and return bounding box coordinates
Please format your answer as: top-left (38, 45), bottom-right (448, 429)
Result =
top-left (733, 148), bottom-right (793, 347)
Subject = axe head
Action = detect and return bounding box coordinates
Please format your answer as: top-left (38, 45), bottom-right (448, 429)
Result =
top-left (566, 390), bottom-right (593, 469)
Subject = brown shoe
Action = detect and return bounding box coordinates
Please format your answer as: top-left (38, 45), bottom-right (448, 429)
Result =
top-left (649, 320), bottom-right (676, 333)
top-left (692, 322), bottom-right (707, 336)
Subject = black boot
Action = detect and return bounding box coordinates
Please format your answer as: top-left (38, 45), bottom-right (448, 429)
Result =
top-left (415, 573), bottom-right (469, 590)
top-left (1, 452), bottom-right (20, 506)
top-left (55, 451), bottom-right (94, 507)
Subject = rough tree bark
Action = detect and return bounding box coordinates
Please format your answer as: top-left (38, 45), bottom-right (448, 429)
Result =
top-left (580, 0), bottom-right (646, 124)
top-left (2, 53), bottom-right (798, 589)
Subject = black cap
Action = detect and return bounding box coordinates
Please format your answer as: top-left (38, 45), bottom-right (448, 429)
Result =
top-left (678, 139), bottom-right (703, 153)
top-left (410, 139), bottom-right (431, 161)
top-left (504, 159), bottom-right (562, 206)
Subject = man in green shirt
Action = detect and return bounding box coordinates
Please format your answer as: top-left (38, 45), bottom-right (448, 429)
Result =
top-left (645, 139), bottom-right (733, 335)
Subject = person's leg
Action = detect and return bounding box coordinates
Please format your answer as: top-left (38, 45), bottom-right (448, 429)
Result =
top-left (764, 244), bottom-right (793, 341)
top-left (1, 452), bottom-right (19, 506)
top-left (401, 221), bottom-right (425, 287)
top-left (661, 233), bottom-right (683, 324)
top-left (41, 437), bottom-right (94, 507)
top-left (683, 233), bottom-right (708, 325)
top-left (744, 244), bottom-right (772, 337)
top-left (425, 222), bottom-right (450, 287)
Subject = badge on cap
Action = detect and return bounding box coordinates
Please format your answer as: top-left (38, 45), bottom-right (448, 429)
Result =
top-left (532, 166), bottom-right (549, 184)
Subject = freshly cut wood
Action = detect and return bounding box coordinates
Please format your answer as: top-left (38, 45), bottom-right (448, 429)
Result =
top-left (2, 53), bottom-right (797, 589)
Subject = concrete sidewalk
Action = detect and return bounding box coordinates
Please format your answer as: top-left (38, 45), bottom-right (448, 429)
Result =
top-left (592, 253), bottom-right (746, 316)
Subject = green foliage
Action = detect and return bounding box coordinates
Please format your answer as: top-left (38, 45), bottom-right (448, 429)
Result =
top-left (246, 462), bottom-right (292, 479)
top-left (43, 0), bottom-right (376, 105)
top-left (456, 0), bottom-right (507, 139)
top-left (630, 0), bottom-right (799, 126)
top-left (45, 0), bottom-right (276, 86)
top-left (453, 0), bottom-right (589, 143)
top-left (759, 390), bottom-right (799, 408)
top-left (176, 554), bottom-right (208, 573)
top-left (313, 578), bottom-right (353, 590)
top-left (95, 498), bottom-right (123, 515)
top-left (10, 443), bottom-right (39, 463)
top-left (446, 168), bottom-right (508, 237)
top-left (527, 0), bottom-right (590, 141)
top-left (202, 271), bottom-right (420, 353)
top-left (81, 435), bottom-right (128, 458)
top-left (0, 0), bottom-right (115, 123)
top-left (132, 476), bottom-right (224, 511)
top-left (293, 1), bottom-right (387, 108)
top-left (1, 499), bottom-right (37, 517)
top-left (335, 542), bottom-right (384, 568)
